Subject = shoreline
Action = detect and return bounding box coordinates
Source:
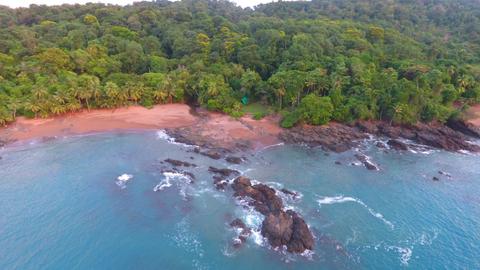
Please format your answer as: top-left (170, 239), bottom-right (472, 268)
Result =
top-left (0, 104), bottom-right (283, 151)
top-left (1, 103), bottom-right (480, 154)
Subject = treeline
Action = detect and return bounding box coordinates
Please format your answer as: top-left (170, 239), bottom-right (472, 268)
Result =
top-left (0, 0), bottom-right (479, 127)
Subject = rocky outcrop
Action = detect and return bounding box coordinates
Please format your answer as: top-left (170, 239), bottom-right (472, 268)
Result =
top-left (230, 218), bottom-right (251, 248)
top-left (225, 156), bottom-right (243, 164)
top-left (387, 139), bottom-right (409, 151)
top-left (281, 121), bottom-right (480, 153)
top-left (279, 123), bottom-right (368, 152)
top-left (164, 159), bottom-right (197, 167)
top-left (208, 167), bottom-right (240, 190)
top-left (354, 153), bottom-right (380, 171)
top-left (446, 119), bottom-right (480, 138)
top-left (231, 176), bottom-right (314, 253)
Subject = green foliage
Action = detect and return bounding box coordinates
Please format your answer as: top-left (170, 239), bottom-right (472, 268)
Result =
top-left (0, 0), bottom-right (479, 126)
top-left (298, 95), bottom-right (334, 125)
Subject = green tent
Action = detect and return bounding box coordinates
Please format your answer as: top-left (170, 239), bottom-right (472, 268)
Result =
top-left (241, 95), bottom-right (249, 105)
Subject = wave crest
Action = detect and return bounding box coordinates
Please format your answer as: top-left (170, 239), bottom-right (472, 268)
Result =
top-left (318, 195), bottom-right (394, 230)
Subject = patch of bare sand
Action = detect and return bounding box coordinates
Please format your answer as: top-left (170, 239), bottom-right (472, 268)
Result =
top-left (1, 104), bottom-right (196, 142)
top-left (465, 104), bottom-right (480, 127)
top-left (0, 104), bottom-right (283, 150)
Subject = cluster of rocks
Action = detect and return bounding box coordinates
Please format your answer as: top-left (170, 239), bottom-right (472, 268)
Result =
top-left (279, 123), bottom-right (369, 152)
top-left (230, 176), bottom-right (314, 253)
top-left (356, 121), bottom-right (480, 152)
top-left (354, 153), bottom-right (380, 171)
top-left (280, 120), bottom-right (480, 153)
top-left (229, 218), bottom-right (252, 248)
top-left (208, 166), bottom-right (240, 190)
top-left (164, 158), bottom-right (197, 168)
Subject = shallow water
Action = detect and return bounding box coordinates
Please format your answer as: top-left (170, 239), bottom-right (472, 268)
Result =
top-left (0, 132), bottom-right (479, 269)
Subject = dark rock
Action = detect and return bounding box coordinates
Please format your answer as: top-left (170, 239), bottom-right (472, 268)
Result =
top-left (213, 176), bottom-right (228, 190)
top-left (230, 176), bottom-right (314, 254)
top-left (334, 161), bottom-right (342, 165)
top-left (356, 121), bottom-right (378, 134)
top-left (201, 150), bottom-right (223, 160)
top-left (164, 158), bottom-right (197, 167)
top-left (354, 154), bottom-right (379, 171)
top-left (375, 141), bottom-right (387, 148)
top-left (230, 218), bottom-right (248, 230)
top-left (225, 156), bottom-right (243, 164)
top-left (232, 177), bottom-right (283, 215)
top-left (280, 123), bottom-right (368, 153)
top-left (438, 171), bottom-right (452, 178)
top-left (280, 188), bottom-right (297, 197)
top-left (280, 121), bottom-right (480, 153)
top-left (261, 210), bottom-right (314, 253)
top-left (208, 167), bottom-right (240, 178)
top-left (286, 210), bottom-right (315, 253)
top-left (432, 176), bottom-right (440, 181)
top-left (387, 139), bottom-right (409, 151)
top-left (230, 218), bottom-right (251, 248)
top-left (261, 211), bottom-right (293, 247)
top-left (446, 119), bottom-right (480, 138)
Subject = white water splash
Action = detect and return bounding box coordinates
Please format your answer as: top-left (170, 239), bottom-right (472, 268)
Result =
top-left (318, 195), bottom-right (394, 230)
top-left (156, 129), bottom-right (192, 147)
top-left (236, 199), bottom-right (266, 247)
top-left (153, 172), bottom-right (192, 193)
top-left (387, 246), bottom-right (413, 266)
top-left (260, 142), bottom-right (285, 151)
top-left (115, 173), bottom-right (133, 189)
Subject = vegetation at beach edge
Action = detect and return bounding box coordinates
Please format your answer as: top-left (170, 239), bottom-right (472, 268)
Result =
top-left (1, 0), bottom-right (480, 127)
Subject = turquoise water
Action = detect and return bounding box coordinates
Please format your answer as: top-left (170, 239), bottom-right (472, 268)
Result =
top-left (1, 132), bottom-right (479, 269)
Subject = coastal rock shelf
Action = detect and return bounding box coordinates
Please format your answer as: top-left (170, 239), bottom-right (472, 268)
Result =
top-left (281, 121), bottom-right (480, 153)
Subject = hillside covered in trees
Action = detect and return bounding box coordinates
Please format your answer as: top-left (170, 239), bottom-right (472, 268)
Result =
top-left (1, 0), bottom-right (480, 127)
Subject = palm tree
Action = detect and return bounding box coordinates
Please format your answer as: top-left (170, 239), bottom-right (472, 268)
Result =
top-left (7, 97), bottom-right (23, 119)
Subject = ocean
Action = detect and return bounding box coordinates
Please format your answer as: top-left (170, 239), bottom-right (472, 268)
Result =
top-left (0, 131), bottom-right (479, 269)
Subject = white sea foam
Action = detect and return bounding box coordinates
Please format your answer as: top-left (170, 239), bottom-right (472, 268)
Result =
top-left (260, 142), bottom-right (285, 151)
top-left (236, 199), bottom-right (266, 247)
top-left (156, 129), bottom-right (192, 147)
top-left (153, 171), bottom-right (192, 193)
top-left (115, 173), bottom-right (133, 189)
top-left (386, 246), bottom-right (413, 266)
top-left (318, 195), bottom-right (394, 230)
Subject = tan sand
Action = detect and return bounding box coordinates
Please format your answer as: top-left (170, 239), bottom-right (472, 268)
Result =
top-left (465, 104), bottom-right (480, 127)
top-left (0, 104), bottom-right (283, 149)
top-left (0, 104), bottom-right (197, 142)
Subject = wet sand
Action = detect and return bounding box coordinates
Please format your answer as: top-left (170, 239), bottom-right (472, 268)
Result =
top-left (0, 104), bottom-right (282, 149)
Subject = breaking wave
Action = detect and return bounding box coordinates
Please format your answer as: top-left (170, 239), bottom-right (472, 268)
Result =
top-left (115, 173), bottom-right (133, 189)
top-left (153, 171), bottom-right (193, 195)
top-left (318, 195), bottom-right (394, 230)
top-left (156, 129), bottom-right (192, 147)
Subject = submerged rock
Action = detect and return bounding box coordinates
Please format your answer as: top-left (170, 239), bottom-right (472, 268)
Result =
top-left (201, 150), bottom-right (223, 160)
top-left (387, 139), bottom-right (409, 151)
top-left (208, 167), bottom-right (240, 177)
top-left (209, 167), bottom-right (240, 190)
top-left (230, 218), bottom-right (252, 248)
top-left (164, 158), bottom-right (197, 167)
top-left (225, 156), bottom-right (243, 164)
top-left (354, 153), bottom-right (380, 171)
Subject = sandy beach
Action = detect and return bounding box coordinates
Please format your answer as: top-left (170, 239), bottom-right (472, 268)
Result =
top-left (466, 104), bottom-right (480, 127)
top-left (0, 104), bottom-right (282, 149)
